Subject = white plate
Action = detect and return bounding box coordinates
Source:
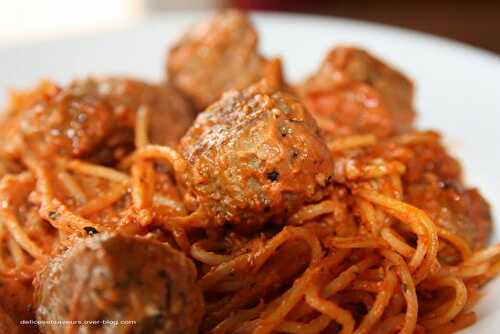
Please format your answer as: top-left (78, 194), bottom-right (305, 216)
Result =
top-left (1, 11), bottom-right (499, 333)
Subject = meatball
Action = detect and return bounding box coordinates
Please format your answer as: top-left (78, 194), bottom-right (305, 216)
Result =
top-left (399, 138), bottom-right (492, 250)
top-left (0, 78), bottom-right (194, 161)
top-left (77, 78), bottom-right (195, 147)
top-left (34, 233), bottom-right (204, 334)
top-left (178, 82), bottom-right (334, 228)
top-left (167, 10), bottom-right (267, 110)
top-left (301, 47), bottom-right (415, 138)
top-left (406, 179), bottom-right (491, 253)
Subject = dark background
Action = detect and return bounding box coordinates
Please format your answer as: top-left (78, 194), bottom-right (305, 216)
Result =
top-left (224, 0), bottom-right (500, 55)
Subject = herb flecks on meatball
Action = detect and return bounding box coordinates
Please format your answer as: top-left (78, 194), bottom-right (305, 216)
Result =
top-left (178, 81), bottom-right (334, 228)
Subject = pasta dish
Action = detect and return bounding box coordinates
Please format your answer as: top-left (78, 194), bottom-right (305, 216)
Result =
top-left (0, 10), bottom-right (497, 334)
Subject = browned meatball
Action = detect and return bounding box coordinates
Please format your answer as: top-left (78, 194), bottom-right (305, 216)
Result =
top-left (398, 138), bottom-right (492, 251)
top-left (328, 132), bottom-right (492, 254)
top-left (167, 10), bottom-right (267, 111)
top-left (406, 178), bottom-right (491, 254)
top-left (178, 82), bottom-right (334, 228)
top-left (77, 78), bottom-right (195, 147)
top-left (301, 47), bottom-right (415, 138)
top-left (34, 233), bottom-right (204, 334)
top-left (0, 78), bottom-right (194, 161)
top-left (148, 83), bottom-right (196, 147)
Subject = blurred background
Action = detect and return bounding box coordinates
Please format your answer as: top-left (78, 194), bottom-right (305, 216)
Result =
top-left (1, 0), bottom-right (499, 54)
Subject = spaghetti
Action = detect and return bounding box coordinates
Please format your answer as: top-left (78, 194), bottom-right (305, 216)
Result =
top-left (0, 11), bottom-right (498, 334)
top-left (1, 112), bottom-right (497, 333)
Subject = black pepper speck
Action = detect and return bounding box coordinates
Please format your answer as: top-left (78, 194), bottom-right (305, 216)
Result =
top-left (266, 171), bottom-right (280, 182)
top-left (83, 226), bottom-right (99, 236)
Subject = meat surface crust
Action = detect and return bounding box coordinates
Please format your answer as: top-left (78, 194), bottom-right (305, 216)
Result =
top-left (0, 78), bottom-right (194, 162)
top-left (301, 47), bottom-right (415, 138)
top-left (167, 10), bottom-right (267, 111)
top-left (34, 233), bottom-right (204, 334)
top-left (178, 81), bottom-right (334, 228)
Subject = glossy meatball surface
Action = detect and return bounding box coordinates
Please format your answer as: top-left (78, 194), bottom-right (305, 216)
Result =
top-left (1, 78), bottom-right (194, 160)
top-left (400, 138), bottom-right (492, 251)
top-left (178, 82), bottom-right (334, 228)
top-left (34, 233), bottom-right (204, 334)
top-left (302, 47), bottom-right (415, 138)
top-left (167, 10), bottom-right (266, 110)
